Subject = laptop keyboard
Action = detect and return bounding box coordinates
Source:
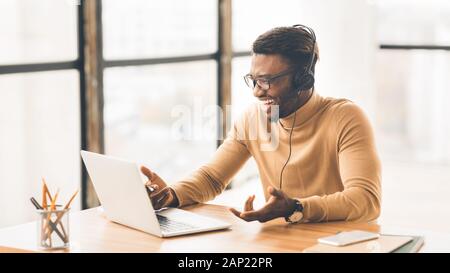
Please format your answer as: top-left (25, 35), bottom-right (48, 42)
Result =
top-left (157, 214), bottom-right (197, 233)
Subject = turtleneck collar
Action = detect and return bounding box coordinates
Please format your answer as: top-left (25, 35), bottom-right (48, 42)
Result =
top-left (278, 90), bottom-right (321, 129)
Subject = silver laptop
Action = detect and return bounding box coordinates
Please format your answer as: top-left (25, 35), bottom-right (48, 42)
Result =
top-left (80, 150), bottom-right (231, 237)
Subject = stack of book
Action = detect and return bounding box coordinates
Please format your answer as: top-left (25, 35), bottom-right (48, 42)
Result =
top-left (303, 234), bottom-right (424, 253)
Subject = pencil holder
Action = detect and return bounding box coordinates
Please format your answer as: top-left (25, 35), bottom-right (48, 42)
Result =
top-left (36, 207), bottom-right (70, 250)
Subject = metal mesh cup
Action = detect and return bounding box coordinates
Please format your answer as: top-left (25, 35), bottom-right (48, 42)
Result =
top-left (36, 207), bottom-right (70, 250)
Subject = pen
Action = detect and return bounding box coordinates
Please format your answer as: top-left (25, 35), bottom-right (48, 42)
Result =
top-left (30, 197), bottom-right (67, 243)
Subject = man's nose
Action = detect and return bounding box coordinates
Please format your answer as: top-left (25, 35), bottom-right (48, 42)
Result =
top-left (253, 85), bottom-right (266, 98)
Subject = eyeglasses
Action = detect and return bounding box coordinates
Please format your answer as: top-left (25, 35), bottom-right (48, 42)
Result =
top-left (244, 68), bottom-right (296, 91)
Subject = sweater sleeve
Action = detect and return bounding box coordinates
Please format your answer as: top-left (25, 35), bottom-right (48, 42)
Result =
top-left (170, 114), bottom-right (251, 207)
top-left (299, 102), bottom-right (382, 222)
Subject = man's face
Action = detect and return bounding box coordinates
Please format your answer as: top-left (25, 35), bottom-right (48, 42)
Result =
top-left (249, 54), bottom-right (298, 120)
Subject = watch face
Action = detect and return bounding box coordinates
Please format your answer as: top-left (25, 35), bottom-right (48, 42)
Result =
top-left (289, 211), bottom-right (303, 222)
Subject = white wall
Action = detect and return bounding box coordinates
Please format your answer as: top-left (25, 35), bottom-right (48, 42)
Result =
top-left (297, 0), bottom-right (377, 120)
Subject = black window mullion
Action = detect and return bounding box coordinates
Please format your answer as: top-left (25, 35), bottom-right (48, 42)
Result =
top-left (380, 44), bottom-right (450, 50)
top-left (0, 61), bottom-right (80, 75)
top-left (103, 53), bottom-right (218, 68)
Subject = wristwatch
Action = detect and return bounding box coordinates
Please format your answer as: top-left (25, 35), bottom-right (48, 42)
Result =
top-left (285, 198), bottom-right (304, 223)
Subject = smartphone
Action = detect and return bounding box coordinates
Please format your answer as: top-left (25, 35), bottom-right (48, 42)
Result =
top-left (318, 230), bottom-right (380, 246)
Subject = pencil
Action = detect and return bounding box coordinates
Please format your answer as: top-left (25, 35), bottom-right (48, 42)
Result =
top-left (30, 197), bottom-right (67, 243)
top-left (41, 181), bottom-right (49, 245)
top-left (42, 181), bottom-right (47, 209)
top-left (50, 189), bottom-right (59, 211)
top-left (47, 186), bottom-right (59, 247)
top-left (64, 190), bottom-right (79, 210)
top-left (42, 178), bottom-right (53, 207)
top-left (44, 190), bottom-right (79, 241)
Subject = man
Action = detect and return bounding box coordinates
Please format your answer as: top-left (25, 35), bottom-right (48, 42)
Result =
top-left (141, 25), bottom-right (381, 224)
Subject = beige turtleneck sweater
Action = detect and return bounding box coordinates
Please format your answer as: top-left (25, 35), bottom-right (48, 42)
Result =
top-left (170, 91), bottom-right (381, 222)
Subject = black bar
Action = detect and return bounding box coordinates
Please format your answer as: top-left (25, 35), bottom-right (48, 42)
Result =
top-left (103, 53), bottom-right (218, 68)
top-left (380, 44), bottom-right (450, 50)
top-left (95, 0), bottom-right (105, 156)
top-left (0, 61), bottom-right (80, 74)
top-left (217, 1), bottom-right (222, 149)
top-left (233, 51), bottom-right (252, 57)
top-left (78, 2), bottom-right (88, 210)
top-left (235, 46), bottom-right (450, 54)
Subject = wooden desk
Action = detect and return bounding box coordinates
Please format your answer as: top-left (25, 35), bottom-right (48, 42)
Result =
top-left (0, 204), bottom-right (448, 252)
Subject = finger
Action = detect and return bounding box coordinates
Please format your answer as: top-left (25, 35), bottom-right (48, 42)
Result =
top-left (151, 187), bottom-right (170, 199)
top-left (140, 166), bottom-right (154, 181)
top-left (150, 187), bottom-right (172, 209)
top-left (244, 195), bottom-right (254, 211)
top-left (241, 202), bottom-right (274, 221)
top-left (156, 194), bottom-right (170, 208)
top-left (150, 193), bottom-right (161, 210)
top-left (148, 173), bottom-right (166, 189)
top-left (268, 186), bottom-right (283, 198)
top-left (229, 207), bottom-right (243, 219)
top-left (240, 210), bottom-right (263, 222)
top-left (146, 184), bottom-right (159, 192)
top-left (249, 195), bottom-right (255, 210)
top-left (145, 184), bottom-right (161, 197)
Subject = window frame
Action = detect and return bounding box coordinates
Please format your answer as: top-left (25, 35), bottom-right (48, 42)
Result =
top-left (0, 0), bottom-right (233, 209)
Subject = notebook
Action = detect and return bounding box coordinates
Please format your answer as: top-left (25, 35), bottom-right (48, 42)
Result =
top-left (303, 235), bottom-right (413, 253)
top-left (390, 235), bottom-right (424, 253)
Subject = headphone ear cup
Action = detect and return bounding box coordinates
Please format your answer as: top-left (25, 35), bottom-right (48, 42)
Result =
top-left (297, 72), bottom-right (315, 92)
top-left (293, 72), bottom-right (303, 91)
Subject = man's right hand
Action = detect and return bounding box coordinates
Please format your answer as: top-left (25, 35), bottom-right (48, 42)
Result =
top-left (140, 166), bottom-right (179, 210)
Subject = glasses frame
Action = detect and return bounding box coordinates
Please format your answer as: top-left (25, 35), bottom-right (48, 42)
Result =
top-left (243, 67), bottom-right (297, 91)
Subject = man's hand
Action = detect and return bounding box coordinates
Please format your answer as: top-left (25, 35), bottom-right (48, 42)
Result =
top-left (140, 166), bottom-right (179, 210)
top-left (229, 186), bottom-right (296, 223)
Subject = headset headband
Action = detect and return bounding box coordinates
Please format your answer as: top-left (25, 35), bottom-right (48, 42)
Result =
top-left (292, 24), bottom-right (316, 74)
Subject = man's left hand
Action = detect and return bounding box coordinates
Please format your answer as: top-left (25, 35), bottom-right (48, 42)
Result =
top-left (229, 186), bottom-right (297, 223)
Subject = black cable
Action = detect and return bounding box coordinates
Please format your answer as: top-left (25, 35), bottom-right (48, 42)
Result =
top-left (278, 88), bottom-right (313, 190)
top-left (279, 109), bottom-right (297, 190)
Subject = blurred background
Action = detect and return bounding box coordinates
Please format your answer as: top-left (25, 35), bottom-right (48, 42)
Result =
top-left (1, 0), bottom-right (449, 232)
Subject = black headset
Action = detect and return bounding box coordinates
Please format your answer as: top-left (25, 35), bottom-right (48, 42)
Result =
top-left (291, 24), bottom-right (317, 93)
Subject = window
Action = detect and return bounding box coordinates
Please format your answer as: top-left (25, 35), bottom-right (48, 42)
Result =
top-left (375, 50), bottom-right (450, 163)
top-left (230, 56), bottom-right (259, 186)
top-left (0, 0), bottom-right (77, 64)
top-left (0, 1), bottom-right (223, 225)
top-left (102, 0), bottom-right (217, 59)
top-left (232, 0), bottom-right (301, 52)
top-left (376, 0), bottom-right (450, 46)
top-left (0, 0), bottom-right (80, 228)
top-left (374, 0), bottom-right (450, 229)
top-left (104, 62), bottom-right (218, 182)
top-left (101, 1), bottom-right (219, 184)
top-left (0, 70), bottom-right (80, 228)
top-left (374, 0), bottom-right (450, 164)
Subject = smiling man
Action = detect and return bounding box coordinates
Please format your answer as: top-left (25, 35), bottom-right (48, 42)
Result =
top-left (141, 25), bottom-right (381, 224)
